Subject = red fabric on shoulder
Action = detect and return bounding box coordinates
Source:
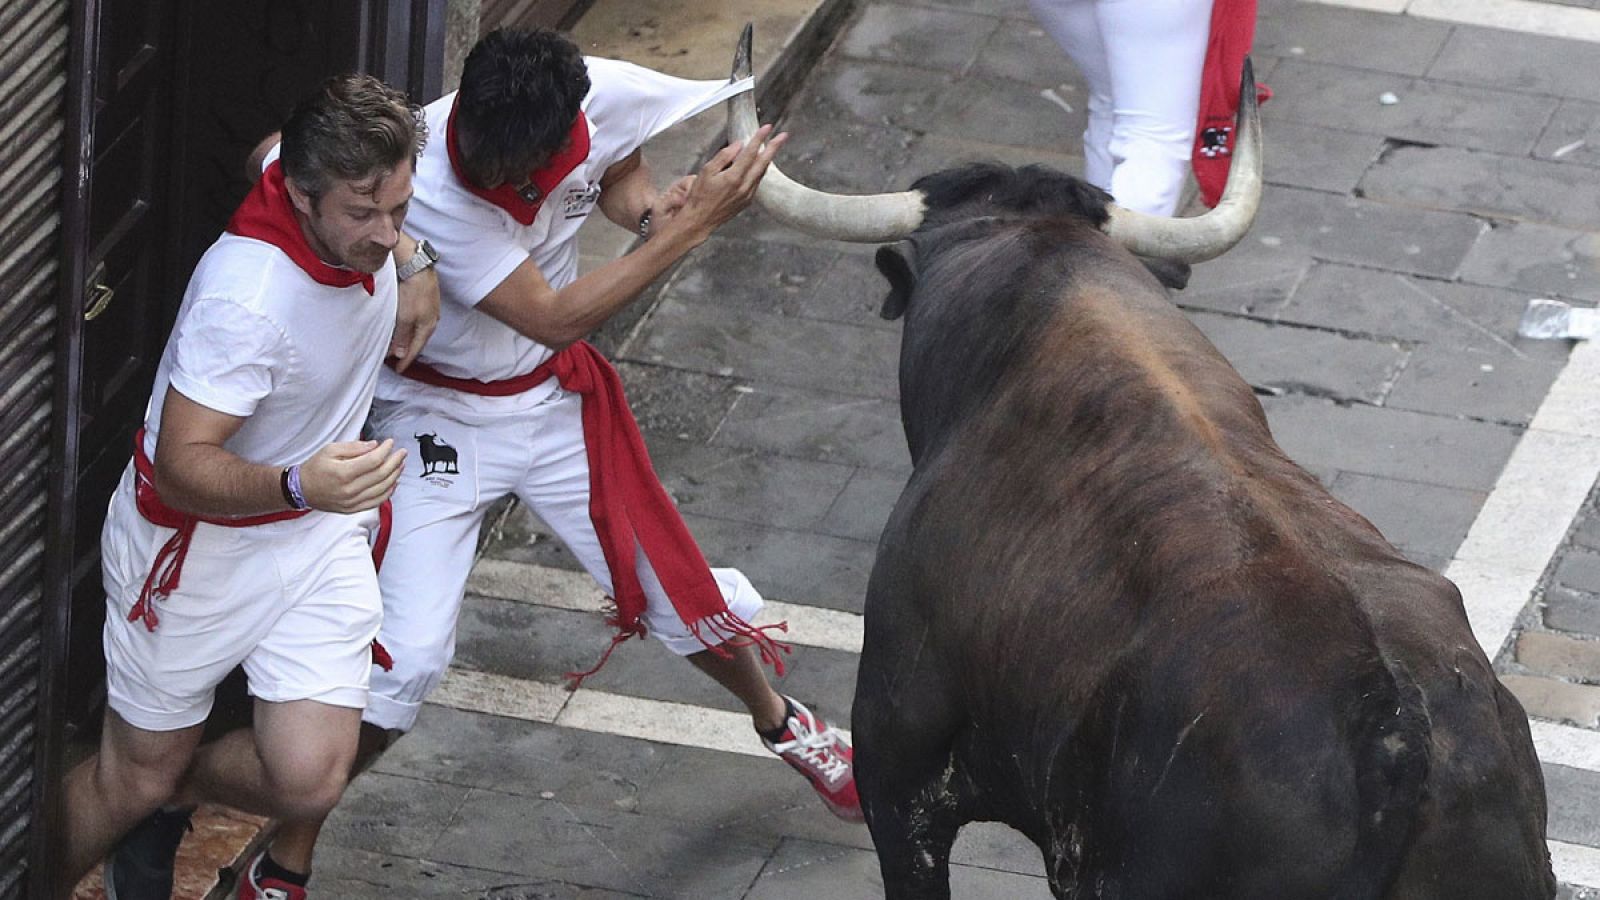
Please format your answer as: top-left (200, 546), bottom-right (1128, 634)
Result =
top-left (226, 161), bottom-right (375, 294)
top-left (1192, 0), bottom-right (1271, 208)
top-left (445, 101), bottom-right (591, 225)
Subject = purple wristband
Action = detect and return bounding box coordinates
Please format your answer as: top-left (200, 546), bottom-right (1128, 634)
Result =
top-left (286, 463), bottom-right (309, 510)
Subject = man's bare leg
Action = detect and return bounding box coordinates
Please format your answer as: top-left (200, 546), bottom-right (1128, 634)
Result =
top-left (170, 699), bottom-right (361, 823)
top-left (264, 721), bottom-right (393, 872)
top-left (55, 713), bottom-right (204, 898)
top-left (688, 642), bottom-right (789, 733)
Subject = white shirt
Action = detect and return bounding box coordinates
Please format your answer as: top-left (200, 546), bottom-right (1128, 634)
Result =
top-left (374, 57), bottom-right (751, 421)
top-left (142, 232), bottom-right (399, 467)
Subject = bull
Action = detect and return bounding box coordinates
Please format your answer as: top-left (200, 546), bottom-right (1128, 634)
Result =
top-left (728, 27), bottom-right (1554, 900)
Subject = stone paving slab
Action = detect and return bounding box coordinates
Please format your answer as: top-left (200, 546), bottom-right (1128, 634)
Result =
top-left (1537, 99), bottom-right (1600, 169)
top-left (1457, 221), bottom-right (1600, 305)
top-left (1429, 23), bottom-right (1600, 100)
top-left (1326, 470), bottom-right (1484, 565)
top-left (426, 787), bottom-right (778, 898)
top-left (1262, 394), bottom-right (1522, 491)
top-left (1361, 144), bottom-right (1600, 231)
top-left (712, 384), bottom-right (910, 473)
top-left (1253, 0), bottom-right (1453, 74)
top-left (1252, 184), bottom-right (1489, 278)
top-left (835, 3), bottom-right (1000, 73)
top-left (1386, 342), bottom-right (1566, 425)
top-left (1257, 119), bottom-right (1389, 195)
top-left (1262, 262), bottom-right (1566, 359)
top-left (1189, 310), bottom-right (1408, 403)
top-left (1264, 58), bottom-right (1560, 155)
top-left (631, 299), bottom-right (902, 401)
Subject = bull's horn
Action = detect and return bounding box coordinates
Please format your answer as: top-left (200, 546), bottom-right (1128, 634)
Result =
top-left (728, 24), bottom-right (926, 243)
top-left (1102, 58), bottom-right (1264, 264)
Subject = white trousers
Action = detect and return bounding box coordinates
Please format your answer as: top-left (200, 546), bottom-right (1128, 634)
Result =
top-left (1029, 0), bottom-right (1213, 216)
top-left (362, 387), bottom-right (764, 732)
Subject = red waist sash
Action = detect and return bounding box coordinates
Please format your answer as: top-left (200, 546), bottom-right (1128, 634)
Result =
top-left (395, 345), bottom-right (789, 686)
top-left (128, 429), bottom-right (395, 669)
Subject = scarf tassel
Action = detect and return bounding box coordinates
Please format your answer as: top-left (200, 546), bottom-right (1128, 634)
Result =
top-left (129, 522), bottom-right (197, 631)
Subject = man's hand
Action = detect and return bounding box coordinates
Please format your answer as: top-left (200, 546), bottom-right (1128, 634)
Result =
top-left (298, 439), bottom-right (406, 513)
top-left (650, 175), bottom-right (697, 231)
top-left (390, 266), bottom-right (439, 373)
top-left (662, 124), bottom-right (787, 244)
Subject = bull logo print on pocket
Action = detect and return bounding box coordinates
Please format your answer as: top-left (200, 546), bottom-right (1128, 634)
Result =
top-left (414, 432), bottom-right (460, 476)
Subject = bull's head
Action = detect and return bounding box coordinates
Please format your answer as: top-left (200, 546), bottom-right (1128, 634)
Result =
top-left (725, 25), bottom-right (1262, 263)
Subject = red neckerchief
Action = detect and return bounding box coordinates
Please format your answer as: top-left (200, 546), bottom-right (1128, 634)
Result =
top-left (390, 347), bottom-right (792, 687)
top-left (226, 160), bottom-right (375, 294)
top-left (445, 100), bottom-right (591, 225)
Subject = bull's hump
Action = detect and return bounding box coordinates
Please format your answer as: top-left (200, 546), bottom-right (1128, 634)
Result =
top-left (1060, 288), bottom-right (1247, 462)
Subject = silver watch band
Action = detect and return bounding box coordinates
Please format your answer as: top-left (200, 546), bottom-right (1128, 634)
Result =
top-left (396, 240), bottom-right (438, 280)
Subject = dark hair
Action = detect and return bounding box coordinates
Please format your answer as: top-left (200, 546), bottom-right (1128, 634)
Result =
top-left (280, 73), bottom-right (426, 202)
top-left (455, 27), bottom-right (591, 188)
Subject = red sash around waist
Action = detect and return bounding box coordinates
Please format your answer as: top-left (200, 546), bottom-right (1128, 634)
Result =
top-left (127, 429), bottom-right (395, 670)
top-left (394, 344), bottom-right (789, 686)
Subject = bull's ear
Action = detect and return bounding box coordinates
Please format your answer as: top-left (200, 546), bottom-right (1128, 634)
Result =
top-left (875, 244), bottom-right (917, 321)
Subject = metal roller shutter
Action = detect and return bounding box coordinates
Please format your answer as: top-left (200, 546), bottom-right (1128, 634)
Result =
top-left (0, 0), bottom-right (68, 894)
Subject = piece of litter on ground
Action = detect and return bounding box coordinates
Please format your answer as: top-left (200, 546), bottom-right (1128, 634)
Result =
top-left (1259, 235), bottom-right (1282, 247)
top-left (1378, 92), bottom-right (1399, 106)
top-left (1553, 139), bottom-right (1586, 159)
top-left (1041, 88), bottom-right (1074, 115)
top-left (732, 384), bottom-right (755, 394)
top-left (1517, 298), bottom-right (1598, 340)
top-left (540, 791), bottom-right (556, 799)
top-left (1480, 364), bottom-right (1495, 373)
top-left (1289, 46), bottom-right (1305, 55)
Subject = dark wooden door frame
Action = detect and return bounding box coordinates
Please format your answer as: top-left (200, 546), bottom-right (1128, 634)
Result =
top-left (32, 0), bottom-right (446, 891)
top-left (33, 0), bottom-right (95, 888)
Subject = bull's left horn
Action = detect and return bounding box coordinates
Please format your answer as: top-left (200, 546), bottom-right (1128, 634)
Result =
top-left (728, 24), bottom-right (926, 243)
top-left (1103, 58), bottom-right (1264, 264)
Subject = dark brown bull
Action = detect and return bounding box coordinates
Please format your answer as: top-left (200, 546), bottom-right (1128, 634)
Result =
top-left (729, 27), bottom-right (1554, 900)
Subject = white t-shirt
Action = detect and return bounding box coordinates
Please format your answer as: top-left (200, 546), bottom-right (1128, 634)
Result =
top-left (373, 57), bottom-right (751, 420)
top-left (141, 233), bottom-right (399, 467)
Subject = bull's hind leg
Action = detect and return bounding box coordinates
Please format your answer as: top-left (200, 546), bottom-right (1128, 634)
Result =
top-left (853, 623), bottom-right (970, 900)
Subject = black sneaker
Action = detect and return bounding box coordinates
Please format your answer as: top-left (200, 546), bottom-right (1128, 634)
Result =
top-left (103, 806), bottom-right (194, 900)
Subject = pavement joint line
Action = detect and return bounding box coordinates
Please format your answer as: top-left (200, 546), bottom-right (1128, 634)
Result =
top-left (1304, 0), bottom-right (1600, 42)
top-left (467, 557), bottom-right (865, 653)
top-left (427, 668), bottom-right (851, 759)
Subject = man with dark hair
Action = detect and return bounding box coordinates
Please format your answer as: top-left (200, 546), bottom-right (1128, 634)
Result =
top-left (55, 73), bottom-right (432, 900)
top-left (247, 26), bottom-right (859, 892)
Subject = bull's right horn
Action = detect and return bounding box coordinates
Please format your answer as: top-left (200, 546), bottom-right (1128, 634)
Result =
top-left (1102, 58), bottom-right (1264, 264)
top-left (727, 24), bottom-right (926, 243)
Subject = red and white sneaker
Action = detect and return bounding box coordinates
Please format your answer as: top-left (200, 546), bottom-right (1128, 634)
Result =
top-left (236, 851), bottom-right (307, 900)
top-left (763, 696), bottom-right (864, 822)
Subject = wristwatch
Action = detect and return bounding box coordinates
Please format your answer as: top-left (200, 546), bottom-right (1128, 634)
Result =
top-left (396, 238), bottom-right (439, 281)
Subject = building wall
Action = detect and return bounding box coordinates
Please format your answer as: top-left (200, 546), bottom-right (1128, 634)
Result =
top-left (0, 0), bottom-right (68, 895)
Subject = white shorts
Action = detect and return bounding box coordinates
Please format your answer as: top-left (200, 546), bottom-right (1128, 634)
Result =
top-left (100, 464), bottom-right (384, 732)
top-left (362, 386), bottom-right (765, 732)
